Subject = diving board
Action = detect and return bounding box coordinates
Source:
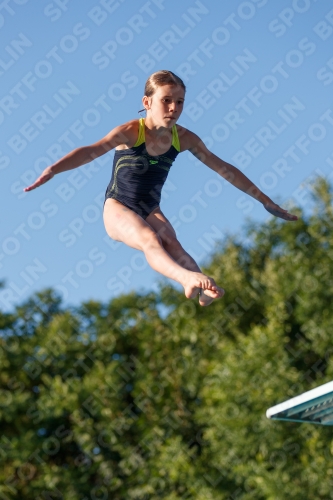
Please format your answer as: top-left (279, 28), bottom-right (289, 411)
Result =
top-left (267, 381), bottom-right (333, 425)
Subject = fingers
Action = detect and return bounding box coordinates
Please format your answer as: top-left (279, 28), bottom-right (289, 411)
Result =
top-left (278, 212), bottom-right (297, 221)
top-left (24, 181), bottom-right (42, 192)
top-left (264, 202), bottom-right (298, 221)
top-left (274, 207), bottom-right (298, 221)
top-left (24, 183), bottom-right (38, 192)
top-left (284, 213), bottom-right (298, 221)
top-left (23, 173), bottom-right (53, 192)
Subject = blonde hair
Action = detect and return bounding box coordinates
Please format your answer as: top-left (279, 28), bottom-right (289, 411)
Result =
top-left (144, 70), bottom-right (186, 96)
top-left (139, 70), bottom-right (186, 112)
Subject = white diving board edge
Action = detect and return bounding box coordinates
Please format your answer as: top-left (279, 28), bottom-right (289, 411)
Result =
top-left (266, 380), bottom-right (333, 425)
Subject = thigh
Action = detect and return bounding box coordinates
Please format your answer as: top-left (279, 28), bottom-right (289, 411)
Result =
top-left (145, 207), bottom-right (178, 246)
top-left (103, 198), bottom-right (158, 251)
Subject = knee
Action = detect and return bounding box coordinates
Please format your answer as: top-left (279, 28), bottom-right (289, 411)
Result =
top-left (142, 230), bottom-right (162, 250)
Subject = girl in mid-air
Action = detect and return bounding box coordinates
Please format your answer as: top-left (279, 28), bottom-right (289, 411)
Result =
top-left (25, 70), bottom-right (297, 306)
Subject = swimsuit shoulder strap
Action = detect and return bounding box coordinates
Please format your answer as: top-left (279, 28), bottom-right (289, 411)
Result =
top-left (133, 118), bottom-right (145, 147)
top-left (171, 125), bottom-right (180, 152)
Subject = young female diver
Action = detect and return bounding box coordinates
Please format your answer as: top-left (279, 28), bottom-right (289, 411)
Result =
top-left (24, 70), bottom-right (297, 306)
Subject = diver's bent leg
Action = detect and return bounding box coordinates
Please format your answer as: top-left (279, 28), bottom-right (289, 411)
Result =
top-left (103, 199), bottom-right (219, 299)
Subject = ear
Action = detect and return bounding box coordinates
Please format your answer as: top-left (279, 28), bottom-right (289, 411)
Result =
top-left (142, 95), bottom-right (151, 110)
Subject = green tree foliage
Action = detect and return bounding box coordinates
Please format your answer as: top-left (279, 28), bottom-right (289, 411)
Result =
top-left (1, 179), bottom-right (333, 499)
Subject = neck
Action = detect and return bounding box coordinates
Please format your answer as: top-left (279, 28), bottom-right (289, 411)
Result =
top-left (144, 116), bottom-right (172, 135)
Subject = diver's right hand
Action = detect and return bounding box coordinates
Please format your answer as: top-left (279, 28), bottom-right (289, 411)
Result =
top-left (24, 167), bottom-right (54, 192)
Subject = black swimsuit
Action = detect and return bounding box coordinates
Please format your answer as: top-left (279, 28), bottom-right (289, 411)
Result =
top-left (104, 118), bottom-right (180, 219)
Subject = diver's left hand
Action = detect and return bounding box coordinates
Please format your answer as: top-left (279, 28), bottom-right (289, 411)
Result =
top-left (263, 200), bottom-right (298, 221)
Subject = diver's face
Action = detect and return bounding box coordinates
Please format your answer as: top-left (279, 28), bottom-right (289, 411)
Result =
top-left (144, 84), bottom-right (185, 127)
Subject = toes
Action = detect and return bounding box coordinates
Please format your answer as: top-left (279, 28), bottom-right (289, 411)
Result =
top-left (199, 287), bottom-right (225, 305)
top-left (207, 280), bottom-right (217, 289)
top-left (203, 281), bottom-right (215, 290)
top-left (201, 288), bottom-right (218, 298)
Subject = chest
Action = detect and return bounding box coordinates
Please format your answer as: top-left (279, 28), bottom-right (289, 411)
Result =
top-left (144, 131), bottom-right (173, 156)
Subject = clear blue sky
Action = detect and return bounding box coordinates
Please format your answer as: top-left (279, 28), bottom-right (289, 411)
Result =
top-left (1, 0), bottom-right (333, 310)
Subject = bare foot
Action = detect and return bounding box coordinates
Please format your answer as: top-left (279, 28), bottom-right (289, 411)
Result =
top-left (199, 286), bottom-right (225, 307)
top-left (182, 273), bottom-right (218, 299)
